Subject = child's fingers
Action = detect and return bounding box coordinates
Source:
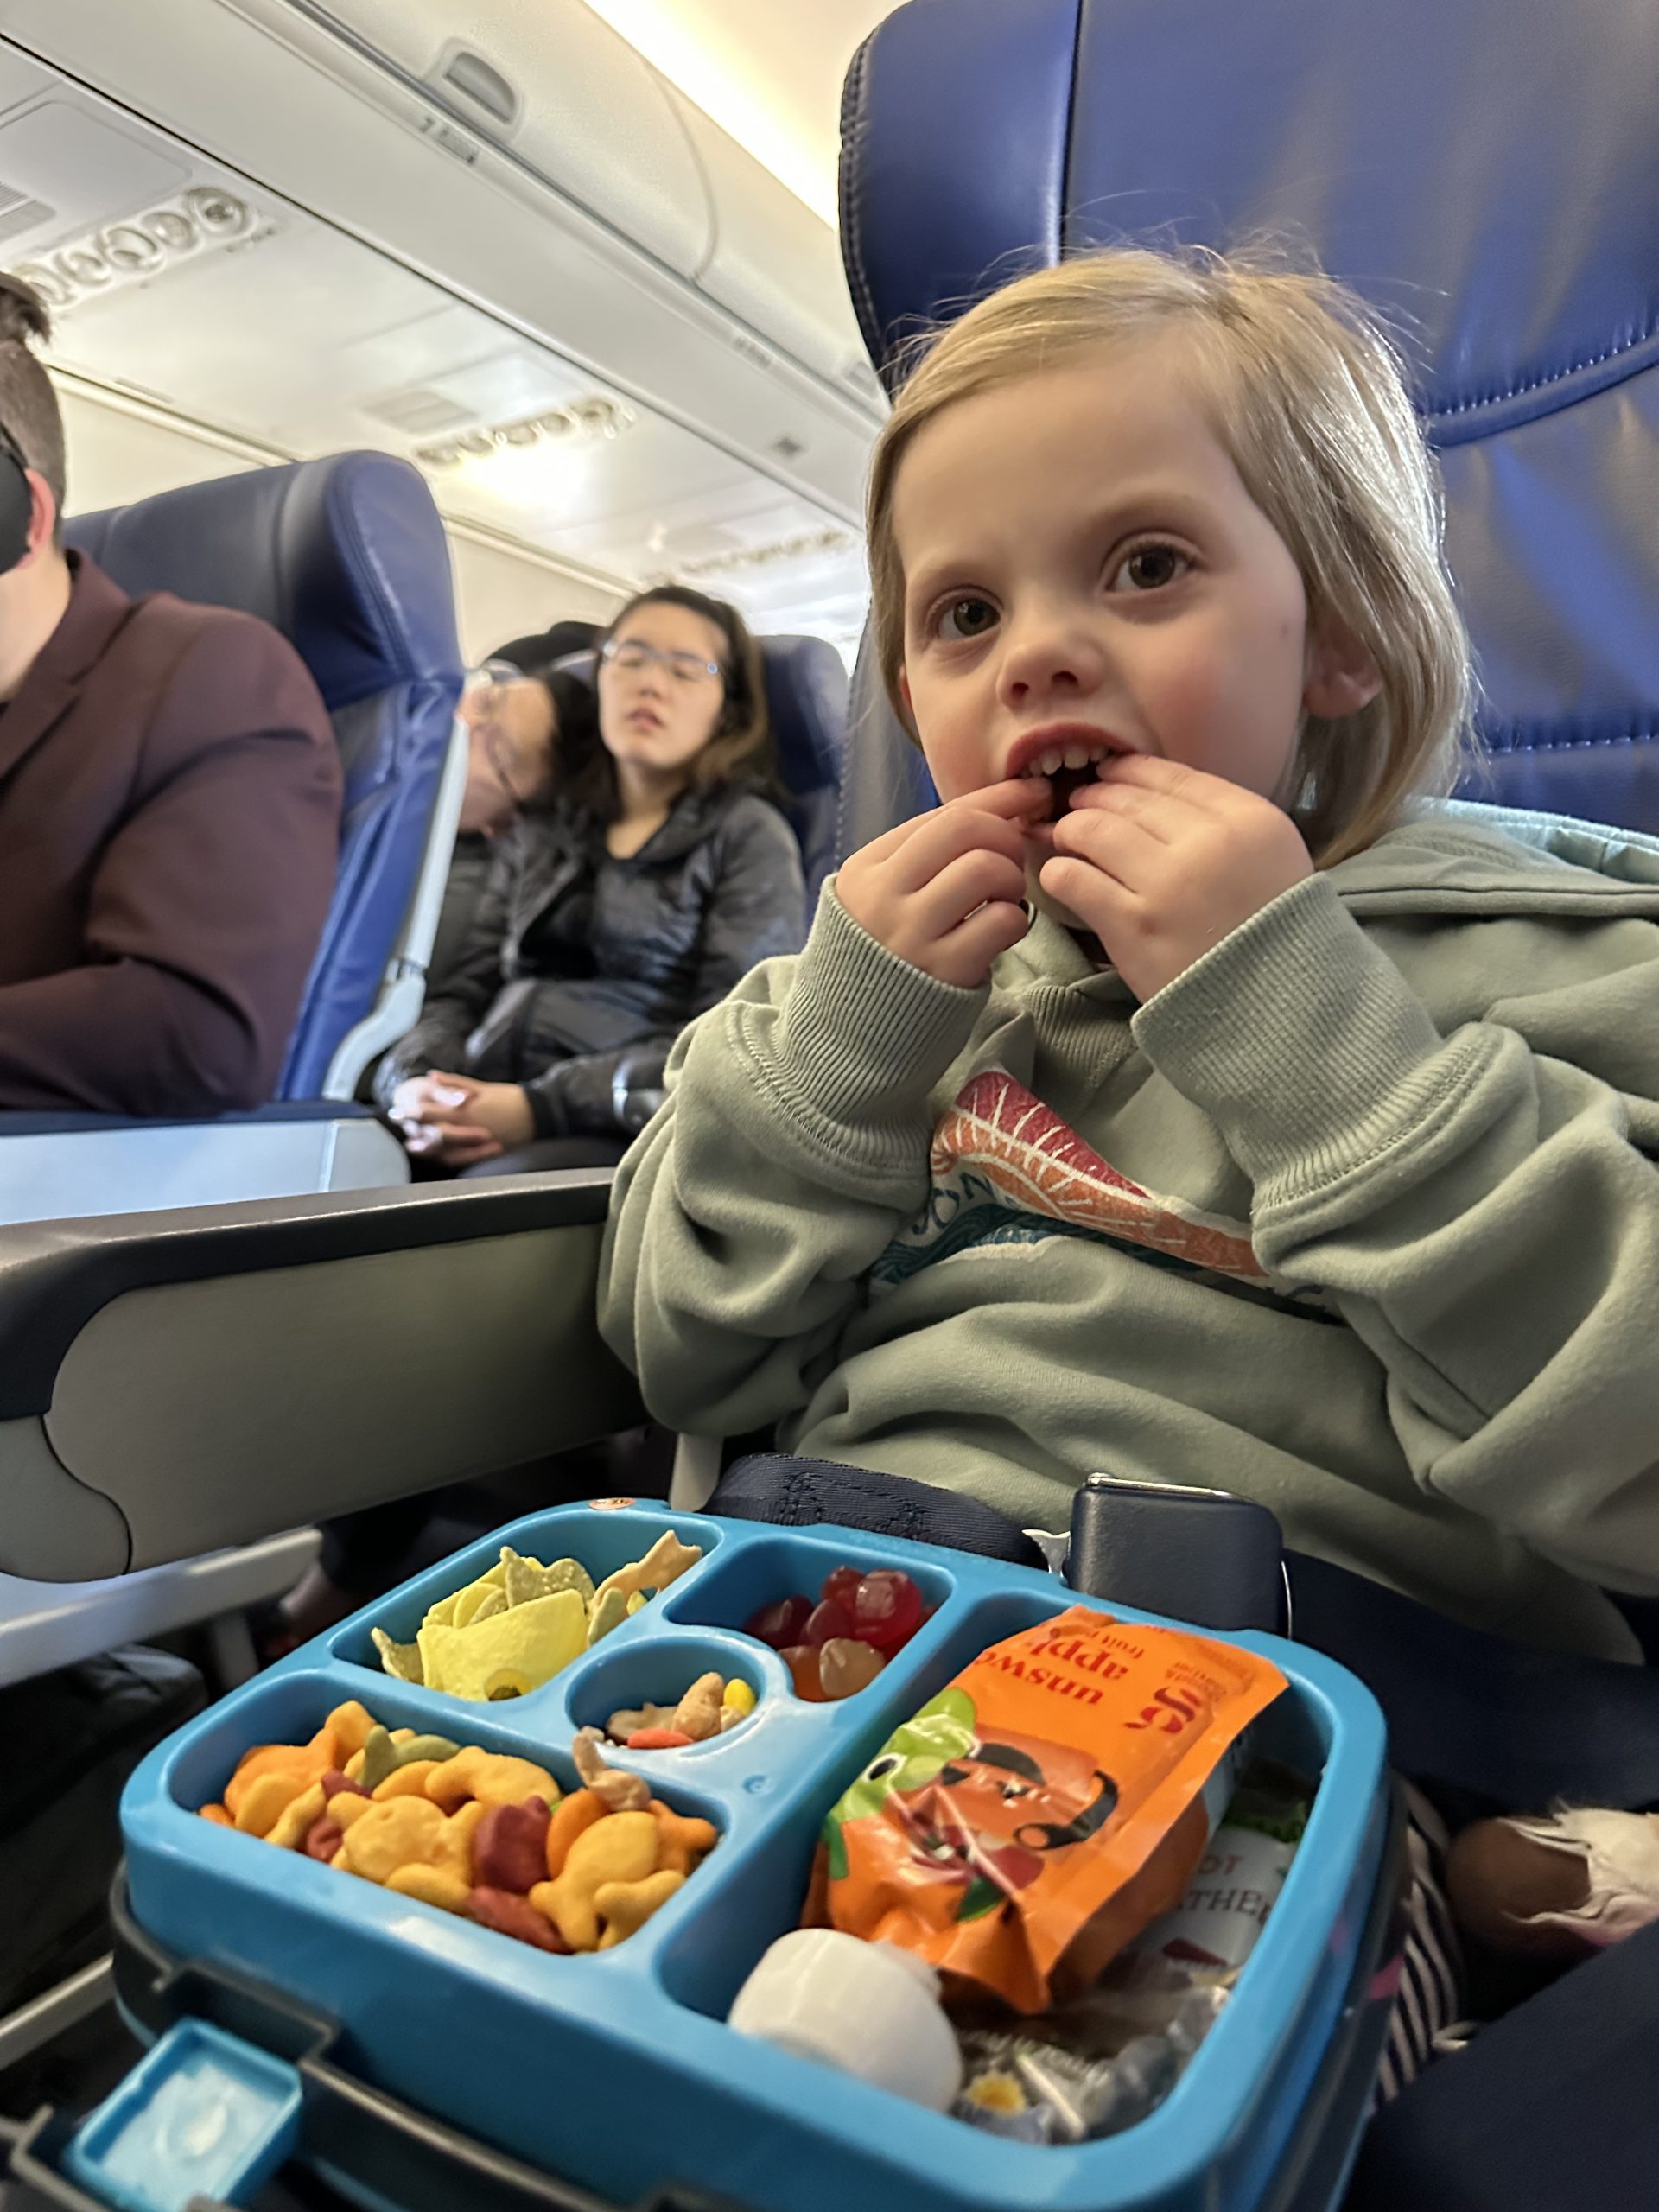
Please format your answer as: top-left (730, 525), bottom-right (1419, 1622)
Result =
top-left (887, 803), bottom-right (1031, 894)
top-left (1064, 778), bottom-right (1183, 840)
top-left (1052, 805), bottom-right (1170, 884)
top-left (1039, 852), bottom-right (1139, 933)
top-left (943, 775), bottom-right (1054, 823)
top-left (912, 847), bottom-right (1029, 937)
top-left (938, 899), bottom-right (1031, 981)
top-left (1090, 753), bottom-right (1232, 814)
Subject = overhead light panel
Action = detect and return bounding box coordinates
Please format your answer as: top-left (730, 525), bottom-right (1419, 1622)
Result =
top-left (415, 393), bottom-right (634, 470)
top-left (5, 186), bottom-right (270, 319)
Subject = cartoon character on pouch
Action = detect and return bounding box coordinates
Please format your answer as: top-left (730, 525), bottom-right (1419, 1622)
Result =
top-left (825, 1690), bottom-right (1119, 1922)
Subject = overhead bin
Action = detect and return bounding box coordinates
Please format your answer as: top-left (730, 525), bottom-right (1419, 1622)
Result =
top-left (247, 0), bottom-right (880, 406)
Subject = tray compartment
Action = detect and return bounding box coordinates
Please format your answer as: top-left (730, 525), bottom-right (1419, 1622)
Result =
top-left (659, 1528), bottom-right (956, 1648)
top-left (565, 1630), bottom-right (776, 1752)
top-left (327, 1505), bottom-right (719, 1690)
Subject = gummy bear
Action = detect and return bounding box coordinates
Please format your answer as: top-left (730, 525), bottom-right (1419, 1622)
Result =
top-left (780, 1644), bottom-right (830, 1702)
top-left (802, 1598), bottom-right (854, 1648)
top-left (817, 1637), bottom-right (886, 1700)
top-left (819, 1564), bottom-right (864, 1613)
top-left (850, 1570), bottom-right (924, 1654)
top-left (744, 1595), bottom-right (811, 1649)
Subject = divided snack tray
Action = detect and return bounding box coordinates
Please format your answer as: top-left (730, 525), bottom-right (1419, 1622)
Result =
top-left (120, 1504), bottom-right (1392, 2212)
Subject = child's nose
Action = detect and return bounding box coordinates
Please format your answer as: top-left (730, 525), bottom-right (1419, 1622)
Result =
top-left (995, 606), bottom-right (1106, 708)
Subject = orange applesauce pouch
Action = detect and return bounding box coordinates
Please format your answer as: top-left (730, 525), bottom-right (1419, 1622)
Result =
top-left (821, 1606), bottom-right (1287, 2013)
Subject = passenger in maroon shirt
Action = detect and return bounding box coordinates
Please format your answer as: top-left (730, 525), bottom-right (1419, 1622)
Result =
top-left (0, 273), bottom-right (340, 1116)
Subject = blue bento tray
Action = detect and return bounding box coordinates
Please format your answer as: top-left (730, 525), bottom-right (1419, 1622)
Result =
top-left (120, 1503), bottom-right (1390, 2212)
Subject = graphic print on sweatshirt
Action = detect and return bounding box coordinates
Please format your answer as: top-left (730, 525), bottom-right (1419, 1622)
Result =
top-left (871, 1068), bottom-right (1317, 1313)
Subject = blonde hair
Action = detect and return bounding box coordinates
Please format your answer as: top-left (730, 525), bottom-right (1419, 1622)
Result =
top-left (868, 245), bottom-right (1472, 865)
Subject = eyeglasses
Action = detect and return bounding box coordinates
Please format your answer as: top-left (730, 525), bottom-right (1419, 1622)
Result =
top-left (601, 636), bottom-right (724, 687)
top-left (463, 664), bottom-right (537, 818)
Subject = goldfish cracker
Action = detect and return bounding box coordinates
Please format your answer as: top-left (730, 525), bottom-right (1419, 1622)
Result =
top-left (344, 1748), bottom-right (368, 1783)
top-left (331, 1792), bottom-right (375, 1832)
top-left (198, 1803), bottom-right (232, 1827)
top-left (324, 1702), bottom-right (376, 1760)
top-left (545, 1811), bottom-right (659, 1951)
top-left (372, 1761), bottom-right (442, 1802)
top-left (224, 1737), bottom-right (332, 1821)
top-left (233, 1771), bottom-right (310, 1840)
top-left (595, 1869), bottom-right (684, 1948)
top-left (544, 1789), bottom-right (605, 1878)
top-left (336, 1798), bottom-right (450, 1885)
top-left (572, 1729), bottom-right (650, 1812)
top-left (424, 1746), bottom-right (557, 1812)
top-left (433, 1798), bottom-right (487, 1882)
top-left (823, 1606), bottom-right (1286, 2013)
top-left (387, 1864), bottom-right (471, 1915)
top-left (267, 1781), bottom-right (328, 1852)
top-left (648, 1800), bottom-right (718, 1877)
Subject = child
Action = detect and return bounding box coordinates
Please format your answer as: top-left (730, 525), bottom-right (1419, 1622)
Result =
top-left (601, 243), bottom-right (1659, 1656)
top-left (597, 249), bottom-right (1659, 2046)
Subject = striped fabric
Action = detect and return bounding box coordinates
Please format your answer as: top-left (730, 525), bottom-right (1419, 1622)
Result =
top-left (1376, 1783), bottom-right (1469, 2102)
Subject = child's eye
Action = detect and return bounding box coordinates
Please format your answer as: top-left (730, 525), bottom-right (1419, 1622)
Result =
top-left (1109, 543), bottom-right (1190, 593)
top-left (937, 595), bottom-right (999, 640)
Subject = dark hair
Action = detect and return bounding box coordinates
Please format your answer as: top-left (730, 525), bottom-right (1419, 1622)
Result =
top-left (536, 664), bottom-right (602, 798)
top-left (567, 584), bottom-right (775, 820)
top-left (0, 271), bottom-right (65, 524)
top-left (491, 618), bottom-right (601, 674)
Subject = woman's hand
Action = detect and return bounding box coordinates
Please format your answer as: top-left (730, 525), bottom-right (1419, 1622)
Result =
top-left (836, 777), bottom-right (1049, 988)
top-left (388, 1071), bottom-right (535, 1166)
top-left (1043, 755), bottom-right (1313, 1002)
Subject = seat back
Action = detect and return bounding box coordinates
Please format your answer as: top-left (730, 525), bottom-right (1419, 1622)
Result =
top-left (837, 0), bottom-right (1659, 847)
top-left (65, 453), bottom-right (465, 1097)
top-left (758, 633), bottom-right (848, 905)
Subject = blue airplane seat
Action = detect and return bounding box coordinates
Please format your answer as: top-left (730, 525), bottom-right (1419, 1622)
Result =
top-left (836, 0), bottom-right (1659, 849)
top-left (757, 633), bottom-right (848, 905)
top-left (64, 451), bottom-right (467, 1098)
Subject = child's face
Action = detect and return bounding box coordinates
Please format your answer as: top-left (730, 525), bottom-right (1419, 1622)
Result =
top-left (892, 339), bottom-right (1335, 822)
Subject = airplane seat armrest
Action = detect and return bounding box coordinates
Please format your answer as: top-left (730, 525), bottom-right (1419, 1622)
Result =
top-left (0, 1173), bottom-right (643, 1581)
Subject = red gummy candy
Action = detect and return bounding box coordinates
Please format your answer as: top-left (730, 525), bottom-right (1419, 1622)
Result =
top-left (468, 1886), bottom-right (569, 1952)
top-left (802, 1598), bottom-right (854, 1648)
top-left (321, 1770), bottom-right (369, 1801)
top-left (819, 1564), bottom-right (864, 1612)
top-left (303, 1815), bottom-right (344, 1862)
top-left (744, 1594), bottom-right (811, 1649)
top-left (850, 1569), bottom-right (924, 1653)
top-left (474, 1797), bottom-right (551, 1893)
top-left (779, 1644), bottom-right (829, 1702)
top-left (817, 1637), bottom-right (885, 1700)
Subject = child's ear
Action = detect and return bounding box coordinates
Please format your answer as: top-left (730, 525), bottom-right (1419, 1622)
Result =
top-left (1304, 620), bottom-right (1382, 720)
top-left (899, 665), bottom-right (913, 718)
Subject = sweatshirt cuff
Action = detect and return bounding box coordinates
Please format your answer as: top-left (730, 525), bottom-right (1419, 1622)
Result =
top-left (1130, 873), bottom-right (1454, 1198)
top-left (751, 881), bottom-right (987, 1130)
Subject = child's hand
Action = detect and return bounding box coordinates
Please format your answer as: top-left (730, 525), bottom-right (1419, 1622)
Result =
top-left (1044, 756), bottom-right (1313, 1001)
top-left (837, 778), bottom-right (1049, 988)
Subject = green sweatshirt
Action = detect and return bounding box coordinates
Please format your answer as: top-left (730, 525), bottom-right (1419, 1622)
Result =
top-left (598, 804), bottom-right (1659, 1662)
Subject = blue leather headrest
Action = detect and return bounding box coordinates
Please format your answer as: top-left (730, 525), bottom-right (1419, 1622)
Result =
top-left (65, 451), bottom-right (460, 711)
top-left (840, 0), bottom-right (1659, 833)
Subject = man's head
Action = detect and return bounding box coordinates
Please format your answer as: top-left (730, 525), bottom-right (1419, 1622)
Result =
top-left (0, 270), bottom-right (72, 697)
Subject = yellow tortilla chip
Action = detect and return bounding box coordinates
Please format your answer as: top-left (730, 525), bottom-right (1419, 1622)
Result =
top-left (417, 1587), bottom-right (588, 1702)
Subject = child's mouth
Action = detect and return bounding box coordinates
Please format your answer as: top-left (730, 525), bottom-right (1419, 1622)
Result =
top-left (1015, 737), bottom-right (1126, 823)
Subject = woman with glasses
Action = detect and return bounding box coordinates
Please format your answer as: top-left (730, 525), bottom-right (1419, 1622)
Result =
top-left (375, 585), bottom-right (805, 1175)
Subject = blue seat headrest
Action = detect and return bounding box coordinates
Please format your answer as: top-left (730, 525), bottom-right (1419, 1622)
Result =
top-left (64, 451), bottom-right (458, 713)
top-left (840, 0), bottom-right (1659, 835)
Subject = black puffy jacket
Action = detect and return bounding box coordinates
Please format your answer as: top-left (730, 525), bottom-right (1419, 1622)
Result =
top-left (376, 783), bottom-right (805, 1138)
